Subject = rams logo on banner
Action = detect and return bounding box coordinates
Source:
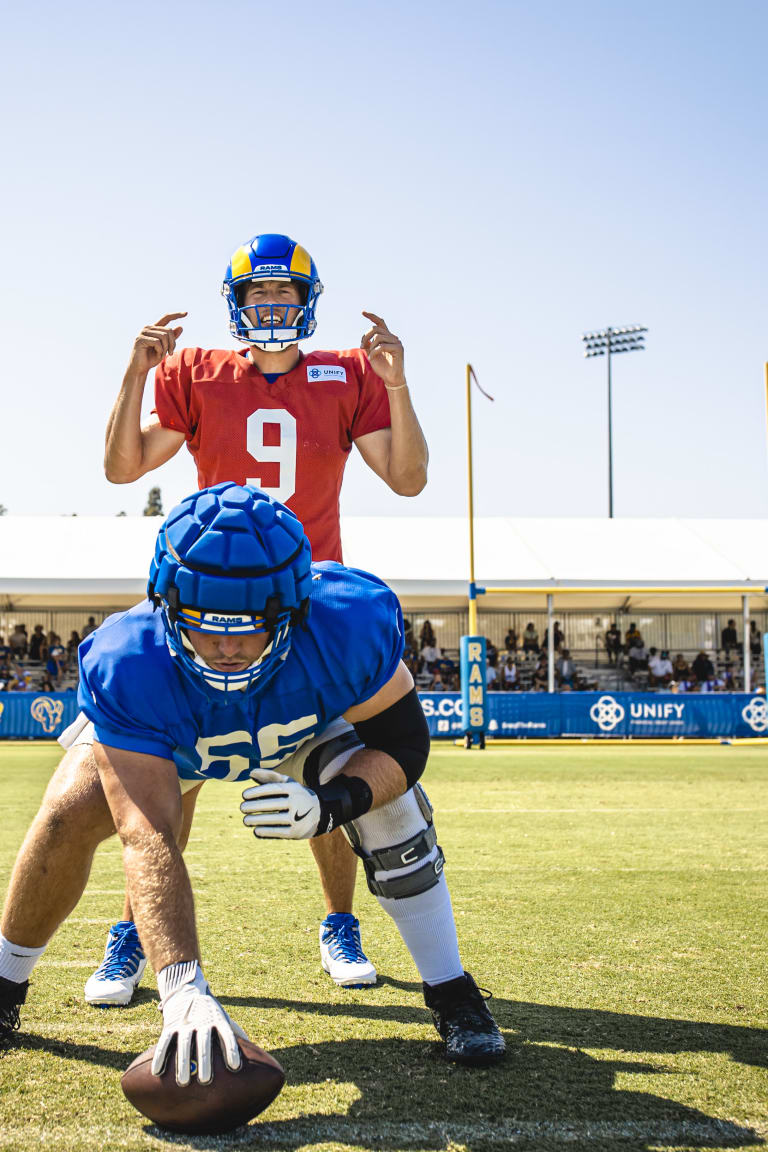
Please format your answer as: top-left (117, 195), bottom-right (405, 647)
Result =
top-left (30, 696), bottom-right (64, 734)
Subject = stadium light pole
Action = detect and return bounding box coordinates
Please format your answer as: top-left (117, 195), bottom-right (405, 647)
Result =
top-left (582, 326), bottom-right (647, 517)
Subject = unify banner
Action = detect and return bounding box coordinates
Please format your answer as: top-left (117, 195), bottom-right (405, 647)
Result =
top-left (419, 691), bottom-right (768, 739)
top-left (0, 690), bottom-right (766, 742)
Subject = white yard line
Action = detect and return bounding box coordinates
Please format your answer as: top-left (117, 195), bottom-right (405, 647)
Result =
top-left (0, 1116), bottom-right (764, 1150)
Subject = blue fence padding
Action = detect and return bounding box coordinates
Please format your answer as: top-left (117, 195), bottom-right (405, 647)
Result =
top-left (1, 690), bottom-right (766, 742)
top-left (419, 691), bottom-right (768, 739)
top-left (0, 693), bottom-right (79, 739)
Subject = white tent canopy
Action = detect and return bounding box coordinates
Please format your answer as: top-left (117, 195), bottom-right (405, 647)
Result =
top-left (0, 516), bottom-right (766, 611)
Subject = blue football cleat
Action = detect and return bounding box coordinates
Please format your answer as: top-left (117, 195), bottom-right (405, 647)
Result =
top-left (84, 921), bottom-right (146, 1007)
top-left (319, 913), bottom-right (376, 988)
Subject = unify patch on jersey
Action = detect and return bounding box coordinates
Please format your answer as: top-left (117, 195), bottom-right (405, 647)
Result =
top-left (306, 365), bottom-right (347, 382)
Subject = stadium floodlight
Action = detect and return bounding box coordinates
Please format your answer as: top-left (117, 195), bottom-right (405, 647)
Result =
top-left (582, 325), bottom-right (647, 517)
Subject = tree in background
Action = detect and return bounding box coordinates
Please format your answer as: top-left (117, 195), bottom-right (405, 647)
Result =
top-left (143, 487), bottom-right (163, 517)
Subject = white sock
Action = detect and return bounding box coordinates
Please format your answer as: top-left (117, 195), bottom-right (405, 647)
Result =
top-left (0, 933), bottom-right (46, 983)
top-left (376, 874), bottom-right (464, 985)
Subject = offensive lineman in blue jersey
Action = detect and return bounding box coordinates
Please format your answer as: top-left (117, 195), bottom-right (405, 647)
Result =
top-left (0, 484), bottom-right (504, 1087)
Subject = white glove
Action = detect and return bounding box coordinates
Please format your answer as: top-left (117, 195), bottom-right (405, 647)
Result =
top-left (152, 971), bottom-right (248, 1086)
top-left (241, 768), bottom-right (321, 839)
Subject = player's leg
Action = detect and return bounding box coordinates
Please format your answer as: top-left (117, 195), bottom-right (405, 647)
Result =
top-left (0, 745), bottom-right (117, 1048)
top-left (348, 787), bottom-right (505, 1064)
top-left (291, 725), bottom-right (505, 1065)
top-left (85, 778), bottom-right (204, 1007)
top-left (309, 828), bottom-right (377, 987)
top-left (282, 721), bottom-right (375, 987)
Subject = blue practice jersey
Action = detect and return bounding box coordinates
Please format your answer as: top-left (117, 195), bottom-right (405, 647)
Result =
top-left (78, 563), bottom-right (404, 782)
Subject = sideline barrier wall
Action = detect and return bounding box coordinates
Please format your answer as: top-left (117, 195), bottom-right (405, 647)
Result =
top-left (419, 691), bottom-right (768, 739)
top-left (0, 691), bottom-right (766, 742)
top-left (0, 693), bottom-right (79, 739)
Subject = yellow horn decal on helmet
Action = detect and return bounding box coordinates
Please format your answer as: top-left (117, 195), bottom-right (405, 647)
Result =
top-left (230, 246), bottom-right (252, 279)
top-left (290, 244), bottom-right (312, 278)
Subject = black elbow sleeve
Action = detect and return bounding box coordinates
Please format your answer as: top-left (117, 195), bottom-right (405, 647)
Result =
top-left (352, 686), bottom-right (430, 789)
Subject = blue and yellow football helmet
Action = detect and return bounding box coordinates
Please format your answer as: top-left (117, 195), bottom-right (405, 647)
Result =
top-left (222, 233), bottom-right (323, 351)
top-left (148, 483), bottom-right (312, 697)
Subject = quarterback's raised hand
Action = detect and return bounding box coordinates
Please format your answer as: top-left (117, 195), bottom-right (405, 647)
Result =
top-left (361, 312), bottom-right (406, 390)
top-left (241, 769), bottom-right (321, 839)
top-left (127, 312), bottom-right (187, 377)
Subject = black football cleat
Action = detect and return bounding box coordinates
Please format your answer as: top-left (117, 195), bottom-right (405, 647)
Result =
top-left (0, 976), bottom-right (28, 1052)
top-left (423, 971), bottom-right (506, 1066)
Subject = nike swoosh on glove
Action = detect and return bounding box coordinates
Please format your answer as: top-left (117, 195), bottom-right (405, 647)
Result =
top-left (152, 981), bottom-right (248, 1086)
top-left (241, 769), bottom-right (321, 839)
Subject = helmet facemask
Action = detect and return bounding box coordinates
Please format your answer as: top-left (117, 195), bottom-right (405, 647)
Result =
top-left (163, 597), bottom-right (295, 696)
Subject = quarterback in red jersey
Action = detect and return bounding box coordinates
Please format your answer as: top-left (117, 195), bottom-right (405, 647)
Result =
top-left (93, 234), bottom-right (428, 1005)
top-left (153, 345), bottom-right (390, 563)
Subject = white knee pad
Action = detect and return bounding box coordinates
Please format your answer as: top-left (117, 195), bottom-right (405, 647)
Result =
top-left (345, 785), bottom-right (445, 900)
top-left (278, 721), bottom-right (446, 900)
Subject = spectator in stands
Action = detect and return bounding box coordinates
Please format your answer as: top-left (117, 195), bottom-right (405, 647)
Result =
top-left (7, 665), bottom-right (33, 691)
top-left (402, 618), bottom-right (415, 662)
top-left (486, 639), bottom-right (499, 668)
top-left (556, 648), bottom-right (576, 689)
top-left (605, 622), bottom-right (622, 665)
top-left (485, 658), bottom-right (498, 689)
top-left (749, 621), bottom-right (762, 660)
top-left (672, 653), bottom-right (690, 678)
top-left (66, 630), bottom-right (81, 667)
top-left (502, 657), bottom-right (518, 690)
top-left (81, 616), bottom-right (98, 639)
top-left (420, 638), bottom-right (442, 669)
top-left (39, 673), bottom-right (57, 693)
top-left (435, 653), bottom-right (456, 682)
top-left (542, 622), bottom-right (565, 652)
top-left (533, 654), bottom-right (548, 691)
top-left (628, 637), bottom-right (648, 675)
top-left (648, 648), bottom-right (673, 687)
top-left (429, 669), bottom-right (449, 692)
top-left (9, 624), bottom-right (28, 659)
top-left (721, 618), bottom-right (739, 655)
top-left (624, 622), bottom-right (642, 651)
top-left (419, 619), bottom-right (436, 650)
top-left (414, 659), bottom-right (433, 690)
top-left (504, 628), bottom-right (517, 652)
top-left (28, 625), bottom-right (46, 663)
top-left (522, 622), bottom-right (540, 654)
top-left (692, 650), bottom-right (715, 685)
top-left (46, 635), bottom-right (66, 686)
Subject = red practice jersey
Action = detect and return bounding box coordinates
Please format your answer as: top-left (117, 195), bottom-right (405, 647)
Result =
top-left (154, 347), bottom-right (391, 562)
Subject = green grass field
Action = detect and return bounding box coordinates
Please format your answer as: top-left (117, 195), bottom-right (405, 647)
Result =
top-left (0, 742), bottom-right (767, 1152)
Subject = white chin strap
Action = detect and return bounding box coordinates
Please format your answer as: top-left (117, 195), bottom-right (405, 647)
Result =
top-left (181, 632), bottom-right (275, 693)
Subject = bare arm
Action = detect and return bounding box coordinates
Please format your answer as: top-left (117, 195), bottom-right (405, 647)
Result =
top-left (93, 742), bottom-right (199, 972)
top-left (340, 660), bottom-right (415, 807)
top-left (104, 313), bottom-right (187, 484)
top-left (354, 311), bottom-right (428, 496)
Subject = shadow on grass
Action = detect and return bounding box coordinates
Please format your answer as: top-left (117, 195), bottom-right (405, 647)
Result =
top-left (15, 993), bottom-right (766, 1150)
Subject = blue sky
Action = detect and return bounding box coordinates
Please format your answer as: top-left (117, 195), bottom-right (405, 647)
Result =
top-left (1, 0), bottom-right (766, 519)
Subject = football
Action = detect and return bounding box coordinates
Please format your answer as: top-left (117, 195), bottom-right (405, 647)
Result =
top-left (120, 1037), bottom-right (285, 1134)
